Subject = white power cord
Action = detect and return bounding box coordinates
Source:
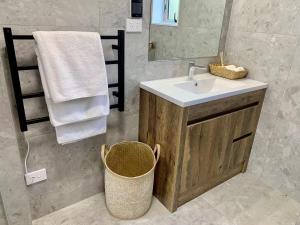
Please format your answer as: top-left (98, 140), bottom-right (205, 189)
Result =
top-left (24, 133), bottom-right (30, 174)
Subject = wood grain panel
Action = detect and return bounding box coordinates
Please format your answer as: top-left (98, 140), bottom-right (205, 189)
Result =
top-left (231, 105), bottom-right (259, 139)
top-left (139, 87), bottom-right (266, 212)
top-left (180, 113), bottom-right (233, 195)
top-left (229, 135), bottom-right (254, 170)
top-left (187, 89), bottom-right (266, 123)
top-left (179, 105), bottom-right (261, 200)
top-left (178, 166), bottom-right (242, 206)
top-left (139, 89), bottom-right (188, 212)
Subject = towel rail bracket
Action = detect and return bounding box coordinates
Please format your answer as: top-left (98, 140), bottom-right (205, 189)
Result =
top-left (3, 27), bottom-right (125, 132)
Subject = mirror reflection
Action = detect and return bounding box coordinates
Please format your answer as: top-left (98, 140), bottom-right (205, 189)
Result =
top-left (149, 0), bottom-right (227, 61)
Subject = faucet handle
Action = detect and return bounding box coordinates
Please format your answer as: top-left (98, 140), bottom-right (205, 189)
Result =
top-left (189, 62), bottom-right (195, 68)
top-left (189, 62), bottom-right (207, 69)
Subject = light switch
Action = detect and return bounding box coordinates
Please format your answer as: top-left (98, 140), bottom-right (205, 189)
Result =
top-left (126, 18), bottom-right (143, 33)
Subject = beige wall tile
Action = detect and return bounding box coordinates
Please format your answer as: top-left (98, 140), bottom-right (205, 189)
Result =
top-left (226, 0), bottom-right (300, 204)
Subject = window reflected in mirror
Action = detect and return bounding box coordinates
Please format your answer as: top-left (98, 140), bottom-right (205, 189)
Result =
top-left (152, 0), bottom-right (180, 26)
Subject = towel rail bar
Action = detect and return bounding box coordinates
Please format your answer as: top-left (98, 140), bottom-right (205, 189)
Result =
top-left (105, 60), bottom-right (119, 65)
top-left (3, 27), bottom-right (125, 132)
top-left (108, 83), bottom-right (119, 88)
top-left (112, 45), bottom-right (119, 50)
top-left (12, 34), bottom-right (119, 40)
top-left (22, 90), bottom-right (120, 100)
top-left (22, 92), bottom-right (45, 99)
top-left (17, 59), bottom-right (119, 71)
top-left (26, 102), bottom-right (120, 125)
top-left (27, 116), bottom-right (50, 125)
top-left (18, 65), bottom-right (39, 70)
top-left (22, 82), bottom-right (120, 100)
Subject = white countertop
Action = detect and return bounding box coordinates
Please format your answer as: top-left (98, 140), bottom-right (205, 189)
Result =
top-left (140, 73), bottom-right (268, 107)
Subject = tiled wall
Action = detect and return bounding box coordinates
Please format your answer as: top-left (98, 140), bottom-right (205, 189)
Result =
top-left (0, 195), bottom-right (8, 225)
top-left (0, 0), bottom-right (233, 223)
top-left (0, 41), bottom-right (32, 225)
top-left (226, 0), bottom-right (300, 203)
top-left (0, 0), bottom-right (196, 222)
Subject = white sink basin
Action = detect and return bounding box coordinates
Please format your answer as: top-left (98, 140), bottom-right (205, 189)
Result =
top-left (175, 78), bottom-right (246, 94)
top-left (140, 73), bottom-right (268, 107)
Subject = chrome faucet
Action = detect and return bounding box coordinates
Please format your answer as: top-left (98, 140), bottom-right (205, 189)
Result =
top-left (188, 62), bottom-right (208, 80)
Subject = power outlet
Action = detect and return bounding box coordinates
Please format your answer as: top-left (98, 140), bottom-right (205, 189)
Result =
top-left (126, 18), bottom-right (143, 33)
top-left (25, 168), bottom-right (47, 186)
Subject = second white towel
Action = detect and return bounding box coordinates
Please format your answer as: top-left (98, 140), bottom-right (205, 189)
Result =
top-left (56, 117), bottom-right (107, 144)
top-left (37, 49), bottom-right (110, 127)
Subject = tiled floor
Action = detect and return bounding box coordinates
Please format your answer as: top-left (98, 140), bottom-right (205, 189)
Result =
top-left (33, 173), bottom-right (300, 225)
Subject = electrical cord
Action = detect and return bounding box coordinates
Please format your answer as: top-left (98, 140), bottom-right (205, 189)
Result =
top-left (24, 133), bottom-right (30, 174)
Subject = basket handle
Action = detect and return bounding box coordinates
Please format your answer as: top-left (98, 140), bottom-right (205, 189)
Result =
top-left (101, 144), bottom-right (110, 163)
top-left (153, 144), bottom-right (160, 164)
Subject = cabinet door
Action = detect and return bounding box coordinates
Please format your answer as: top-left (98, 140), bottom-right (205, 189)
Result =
top-left (179, 105), bottom-right (259, 204)
top-left (179, 113), bottom-right (233, 196)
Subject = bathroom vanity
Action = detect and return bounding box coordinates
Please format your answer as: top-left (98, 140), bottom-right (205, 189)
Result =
top-left (138, 74), bottom-right (267, 212)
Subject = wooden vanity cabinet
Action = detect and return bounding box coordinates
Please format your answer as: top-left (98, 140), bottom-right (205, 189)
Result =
top-left (139, 88), bottom-right (266, 212)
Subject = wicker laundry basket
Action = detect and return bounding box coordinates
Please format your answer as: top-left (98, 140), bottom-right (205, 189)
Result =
top-left (101, 141), bottom-right (160, 219)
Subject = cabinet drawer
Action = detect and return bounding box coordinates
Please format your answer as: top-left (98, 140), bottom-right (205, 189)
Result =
top-left (229, 134), bottom-right (254, 170)
top-left (231, 105), bottom-right (259, 139)
top-left (188, 104), bottom-right (260, 140)
top-left (187, 89), bottom-right (265, 123)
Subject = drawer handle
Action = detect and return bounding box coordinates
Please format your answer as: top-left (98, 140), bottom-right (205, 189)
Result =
top-left (233, 133), bottom-right (252, 143)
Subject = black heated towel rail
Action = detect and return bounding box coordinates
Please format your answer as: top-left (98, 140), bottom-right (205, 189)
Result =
top-left (3, 27), bottom-right (125, 132)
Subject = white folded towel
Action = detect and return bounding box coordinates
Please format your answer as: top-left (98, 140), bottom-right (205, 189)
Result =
top-left (37, 53), bottom-right (109, 126)
top-left (33, 31), bottom-right (108, 103)
top-left (56, 117), bottom-right (107, 145)
top-left (34, 31), bottom-right (109, 144)
top-left (45, 96), bottom-right (109, 127)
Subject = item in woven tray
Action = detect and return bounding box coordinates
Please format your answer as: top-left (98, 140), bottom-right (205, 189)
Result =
top-left (225, 65), bottom-right (246, 72)
top-left (209, 63), bottom-right (248, 80)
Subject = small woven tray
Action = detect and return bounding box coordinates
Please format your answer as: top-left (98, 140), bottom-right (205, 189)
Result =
top-left (209, 63), bottom-right (248, 80)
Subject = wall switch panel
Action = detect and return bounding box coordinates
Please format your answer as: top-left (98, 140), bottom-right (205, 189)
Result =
top-left (25, 168), bottom-right (47, 186)
top-left (126, 18), bottom-right (143, 33)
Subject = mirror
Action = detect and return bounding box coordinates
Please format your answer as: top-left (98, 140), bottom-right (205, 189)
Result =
top-left (149, 0), bottom-right (227, 61)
